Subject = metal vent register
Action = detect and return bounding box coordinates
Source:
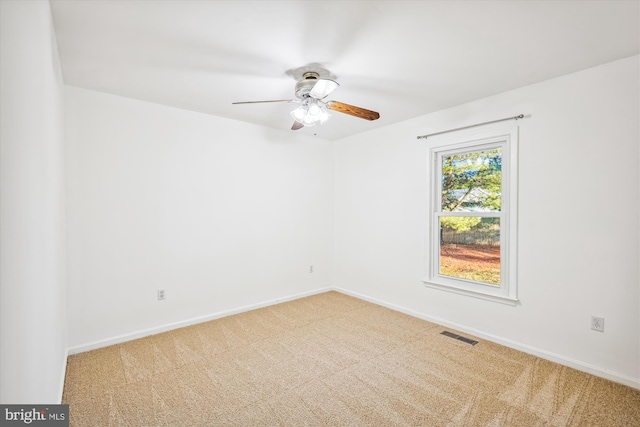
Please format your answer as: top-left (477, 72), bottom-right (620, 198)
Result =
top-left (440, 330), bottom-right (479, 346)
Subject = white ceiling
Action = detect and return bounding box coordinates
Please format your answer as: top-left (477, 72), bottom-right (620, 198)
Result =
top-left (50, 0), bottom-right (639, 141)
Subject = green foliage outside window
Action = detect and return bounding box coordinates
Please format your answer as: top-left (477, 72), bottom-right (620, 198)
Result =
top-left (441, 149), bottom-right (502, 215)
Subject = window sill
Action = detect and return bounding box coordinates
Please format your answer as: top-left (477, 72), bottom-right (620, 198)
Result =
top-left (422, 279), bottom-right (518, 306)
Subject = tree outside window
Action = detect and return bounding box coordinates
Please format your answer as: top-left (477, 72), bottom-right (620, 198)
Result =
top-left (440, 149), bottom-right (502, 285)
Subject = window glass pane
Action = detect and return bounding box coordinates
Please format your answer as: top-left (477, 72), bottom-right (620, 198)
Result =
top-left (439, 216), bottom-right (500, 285)
top-left (441, 149), bottom-right (502, 212)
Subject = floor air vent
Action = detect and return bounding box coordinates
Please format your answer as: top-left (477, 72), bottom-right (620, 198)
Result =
top-left (440, 330), bottom-right (478, 346)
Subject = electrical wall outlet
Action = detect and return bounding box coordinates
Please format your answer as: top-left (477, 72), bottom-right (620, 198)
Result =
top-left (309, 265), bottom-right (314, 273)
top-left (157, 289), bottom-right (166, 301)
top-left (591, 315), bottom-right (604, 332)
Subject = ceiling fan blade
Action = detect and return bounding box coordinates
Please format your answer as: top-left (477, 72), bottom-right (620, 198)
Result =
top-left (309, 79), bottom-right (339, 99)
top-left (326, 101), bottom-right (380, 121)
top-left (232, 99), bottom-right (296, 104)
top-left (291, 121), bottom-right (304, 130)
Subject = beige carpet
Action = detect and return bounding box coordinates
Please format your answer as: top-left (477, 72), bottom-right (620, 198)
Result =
top-left (63, 291), bottom-right (640, 426)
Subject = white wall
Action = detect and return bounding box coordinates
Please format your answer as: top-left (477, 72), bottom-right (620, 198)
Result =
top-left (333, 56), bottom-right (640, 386)
top-left (0, 0), bottom-right (68, 403)
top-left (65, 87), bottom-right (333, 349)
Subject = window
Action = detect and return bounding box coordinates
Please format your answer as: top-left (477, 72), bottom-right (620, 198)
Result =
top-left (424, 124), bottom-right (518, 304)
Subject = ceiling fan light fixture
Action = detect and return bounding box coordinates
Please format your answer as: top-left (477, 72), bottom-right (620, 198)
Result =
top-left (290, 98), bottom-right (330, 127)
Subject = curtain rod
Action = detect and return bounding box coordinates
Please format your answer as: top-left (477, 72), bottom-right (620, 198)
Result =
top-left (416, 114), bottom-right (525, 140)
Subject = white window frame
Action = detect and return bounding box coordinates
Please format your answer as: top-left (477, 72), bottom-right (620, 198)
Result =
top-left (423, 123), bottom-right (518, 305)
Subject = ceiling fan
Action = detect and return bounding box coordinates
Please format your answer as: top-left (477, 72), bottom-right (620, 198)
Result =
top-left (232, 71), bottom-right (380, 130)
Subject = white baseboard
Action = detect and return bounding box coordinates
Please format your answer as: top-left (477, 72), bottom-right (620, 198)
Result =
top-left (67, 287), bottom-right (332, 355)
top-left (333, 287), bottom-right (640, 390)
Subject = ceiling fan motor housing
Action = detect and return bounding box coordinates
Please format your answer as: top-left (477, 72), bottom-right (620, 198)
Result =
top-left (294, 72), bottom-right (320, 99)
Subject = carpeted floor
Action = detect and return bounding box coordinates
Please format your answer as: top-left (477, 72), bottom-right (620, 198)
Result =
top-left (62, 291), bottom-right (640, 426)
